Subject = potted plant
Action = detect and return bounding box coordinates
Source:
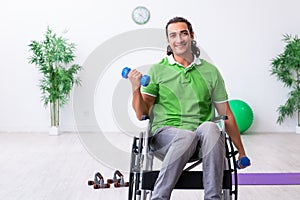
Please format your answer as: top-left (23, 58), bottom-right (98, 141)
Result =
top-left (271, 34), bottom-right (300, 133)
top-left (28, 27), bottom-right (82, 135)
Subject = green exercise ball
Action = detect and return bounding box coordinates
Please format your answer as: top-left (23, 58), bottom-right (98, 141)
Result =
top-left (228, 99), bottom-right (254, 134)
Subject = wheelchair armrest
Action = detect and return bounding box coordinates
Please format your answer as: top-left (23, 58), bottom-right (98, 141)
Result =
top-left (213, 115), bottom-right (228, 122)
top-left (212, 115), bottom-right (228, 132)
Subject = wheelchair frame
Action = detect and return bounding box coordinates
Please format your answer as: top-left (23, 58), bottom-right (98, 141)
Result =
top-left (128, 116), bottom-right (238, 200)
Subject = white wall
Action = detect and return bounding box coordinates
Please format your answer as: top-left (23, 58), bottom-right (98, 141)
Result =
top-left (0, 0), bottom-right (299, 133)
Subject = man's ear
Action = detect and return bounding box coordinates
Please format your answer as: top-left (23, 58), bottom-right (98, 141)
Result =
top-left (191, 32), bottom-right (194, 39)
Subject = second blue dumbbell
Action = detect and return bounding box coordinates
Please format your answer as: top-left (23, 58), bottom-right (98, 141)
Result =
top-left (236, 156), bottom-right (251, 169)
top-left (121, 67), bottom-right (150, 86)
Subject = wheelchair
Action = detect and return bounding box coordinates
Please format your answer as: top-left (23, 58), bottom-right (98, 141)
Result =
top-left (128, 115), bottom-right (238, 200)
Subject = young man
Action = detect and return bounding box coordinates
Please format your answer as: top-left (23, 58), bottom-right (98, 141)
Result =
top-left (128, 17), bottom-right (249, 200)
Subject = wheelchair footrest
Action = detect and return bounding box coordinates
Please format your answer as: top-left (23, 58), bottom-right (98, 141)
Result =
top-left (140, 170), bottom-right (232, 190)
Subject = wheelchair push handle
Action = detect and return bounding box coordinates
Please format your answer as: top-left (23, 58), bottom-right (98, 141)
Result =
top-left (236, 156), bottom-right (251, 169)
top-left (141, 115), bottom-right (150, 121)
top-left (121, 67), bottom-right (150, 86)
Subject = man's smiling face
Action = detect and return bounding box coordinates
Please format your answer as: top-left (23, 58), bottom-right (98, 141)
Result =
top-left (167, 22), bottom-right (194, 58)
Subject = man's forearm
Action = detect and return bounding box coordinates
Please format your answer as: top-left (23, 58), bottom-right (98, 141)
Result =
top-left (132, 89), bottom-right (149, 120)
top-left (225, 116), bottom-right (246, 157)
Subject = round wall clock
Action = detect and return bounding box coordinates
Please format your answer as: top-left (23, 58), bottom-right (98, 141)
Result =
top-left (132, 6), bottom-right (150, 25)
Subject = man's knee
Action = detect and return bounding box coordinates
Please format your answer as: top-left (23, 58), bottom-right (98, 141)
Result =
top-left (196, 122), bottom-right (220, 138)
top-left (196, 122), bottom-right (224, 148)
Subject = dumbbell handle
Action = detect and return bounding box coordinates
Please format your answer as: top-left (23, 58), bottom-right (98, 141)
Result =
top-left (121, 67), bottom-right (150, 86)
top-left (236, 156), bottom-right (251, 169)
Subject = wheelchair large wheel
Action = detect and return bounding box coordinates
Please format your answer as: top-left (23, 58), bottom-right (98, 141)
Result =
top-left (128, 136), bottom-right (141, 200)
top-left (128, 134), bottom-right (153, 200)
top-left (222, 135), bottom-right (238, 200)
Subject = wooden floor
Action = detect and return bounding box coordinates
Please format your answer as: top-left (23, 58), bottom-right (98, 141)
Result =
top-left (0, 132), bottom-right (299, 200)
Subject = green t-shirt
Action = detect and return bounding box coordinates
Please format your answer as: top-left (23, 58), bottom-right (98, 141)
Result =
top-left (142, 56), bottom-right (228, 133)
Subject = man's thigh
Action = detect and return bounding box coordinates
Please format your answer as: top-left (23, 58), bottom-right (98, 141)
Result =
top-left (150, 126), bottom-right (195, 160)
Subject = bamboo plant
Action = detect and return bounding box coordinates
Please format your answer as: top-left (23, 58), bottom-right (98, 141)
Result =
top-left (271, 34), bottom-right (300, 127)
top-left (28, 27), bottom-right (82, 129)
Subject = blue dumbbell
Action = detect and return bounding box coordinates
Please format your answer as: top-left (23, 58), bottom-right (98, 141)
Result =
top-left (236, 156), bottom-right (251, 169)
top-left (121, 67), bottom-right (150, 86)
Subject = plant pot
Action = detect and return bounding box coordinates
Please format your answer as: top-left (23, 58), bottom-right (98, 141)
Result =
top-left (296, 126), bottom-right (300, 134)
top-left (49, 126), bottom-right (59, 136)
top-left (49, 100), bottom-right (60, 136)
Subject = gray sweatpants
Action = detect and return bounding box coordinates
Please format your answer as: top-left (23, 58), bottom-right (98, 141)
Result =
top-left (150, 122), bottom-right (225, 200)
